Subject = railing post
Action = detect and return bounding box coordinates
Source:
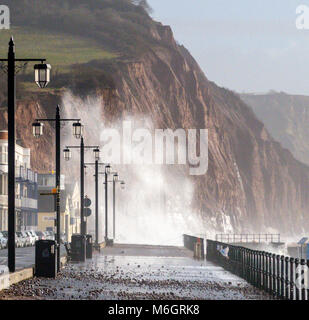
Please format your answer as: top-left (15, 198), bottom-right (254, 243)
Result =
top-left (301, 259), bottom-right (306, 300)
top-left (262, 252), bottom-right (266, 290)
top-left (295, 258), bottom-right (300, 300)
top-left (276, 255), bottom-right (280, 298)
top-left (269, 253), bottom-right (273, 294)
top-left (281, 255), bottom-right (285, 299)
top-left (272, 254), bottom-right (276, 296)
top-left (244, 249), bottom-right (248, 282)
top-left (264, 252), bottom-right (268, 292)
top-left (285, 257), bottom-right (289, 300)
top-left (290, 257), bottom-right (294, 300)
top-left (248, 249), bottom-right (252, 284)
top-left (253, 250), bottom-right (257, 287)
top-left (307, 260), bottom-right (309, 301)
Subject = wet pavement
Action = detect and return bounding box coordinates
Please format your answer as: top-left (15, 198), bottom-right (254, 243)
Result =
top-left (0, 244), bottom-right (273, 300)
top-left (0, 245), bottom-right (66, 270)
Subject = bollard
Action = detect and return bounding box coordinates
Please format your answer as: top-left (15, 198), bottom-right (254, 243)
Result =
top-left (290, 257), bottom-right (295, 300)
top-left (295, 258), bottom-right (300, 300)
top-left (194, 241), bottom-right (202, 260)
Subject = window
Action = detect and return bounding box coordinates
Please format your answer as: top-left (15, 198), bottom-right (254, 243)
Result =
top-left (0, 146), bottom-right (8, 164)
top-left (0, 174), bottom-right (8, 195)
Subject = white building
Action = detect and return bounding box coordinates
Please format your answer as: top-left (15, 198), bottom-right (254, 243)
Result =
top-left (0, 130), bottom-right (38, 231)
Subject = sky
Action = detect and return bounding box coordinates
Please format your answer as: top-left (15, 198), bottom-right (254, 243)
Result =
top-left (148, 0), bottom-right (309, 95)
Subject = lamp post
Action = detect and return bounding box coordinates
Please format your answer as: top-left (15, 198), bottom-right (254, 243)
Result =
top-left (32, 105), bottom-right (81, 272)
top-left (102, 171), bottom-right (125, 242)
top-left (84, 162), bottom-right (109, 246)
top-left (64, 141), bottom-right (100, 236)
top-left (112, 174), bottom-right (125, 240)
top-left (104, 165), bottom-right (111, 243)
top-left (0, 37), bottom-right (50, 272)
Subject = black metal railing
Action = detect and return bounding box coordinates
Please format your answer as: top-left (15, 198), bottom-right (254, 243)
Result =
top-left (207, 240), bottom-right (309, 300)
top-left (215, 233), bottom-right (281, 243)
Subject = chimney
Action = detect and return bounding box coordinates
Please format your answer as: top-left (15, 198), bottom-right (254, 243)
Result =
top-left (0, 130), bottom-right (24, 146)
top-left (0, 130), bottom-right (8, 140)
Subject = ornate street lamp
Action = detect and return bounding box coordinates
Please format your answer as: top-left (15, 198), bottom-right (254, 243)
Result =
top-left (32, 122), bottom-right (43, 138)
top-left (93, 148), bottom-right (100, 161)
top-left (105, 164), bottom-right (111, 175)
top-left (0, 37), bottom-right (50, 273)
top-left (73, 122), bottom-right (83, 139)
top-left (63, 148), bottom-right (71, 161)
top-left (34, 63), bottom-right (51, 88)
top-left (65, 141), bottom-right (100, 236)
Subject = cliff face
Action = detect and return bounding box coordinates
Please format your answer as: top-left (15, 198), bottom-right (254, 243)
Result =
top-left (241, 92), bottom-right (309, 166)
top-left (1, 19), bottom-right (309, 236)
top-left (70, 25), bottom-right (309, 236)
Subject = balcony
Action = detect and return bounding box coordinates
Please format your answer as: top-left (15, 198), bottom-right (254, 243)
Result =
top-left (15, 197), bottom-right (38, 210)
top-left (16, 167), bottom-right (37, 183)
top-left (0, 194), bottom-right (7, 206)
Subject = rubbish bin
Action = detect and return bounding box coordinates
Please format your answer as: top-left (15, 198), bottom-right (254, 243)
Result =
top-left (106, 238), bottom-right (114, 247)
top-left (35, 240), bottom-right (57, 278)
top-left (70, 234), bottom-right (86, 262)
top-left (86, 234), bottom-right (93, 259)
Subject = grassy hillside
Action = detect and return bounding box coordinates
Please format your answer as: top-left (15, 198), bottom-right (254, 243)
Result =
top-left (0, 0), bottom-right (157, 96)
top-left (0, 27), bottom-right (116, 69)
top-left (3, 0), bottom-right (157, 57)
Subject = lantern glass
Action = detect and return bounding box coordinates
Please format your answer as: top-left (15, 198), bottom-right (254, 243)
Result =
top-left (93, 148), bottom-right (100, 161)
top-left (105, 165), bottom-right (111, 175)
top-left (32, 122), bottom-right (43, 138)
top-left (73, 122), bottom-right (82, 139)
top-left (113, 174), bottom-right (119, 182)
top-left (121, 182), bottom-right (125, 190)
top-left (63, 148), bottom-right (71, 161)
top-left (34, 64), bottom-right (51, 89)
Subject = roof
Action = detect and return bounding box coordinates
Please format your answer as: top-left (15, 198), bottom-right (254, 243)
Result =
top-left (298, 237), bottom-right (309, 245)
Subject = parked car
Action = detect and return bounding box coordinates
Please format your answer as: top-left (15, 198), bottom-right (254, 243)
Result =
top-left (0, 232), bottom-right (7, 249)
top-left (15, 232), bottom-right (24, 248)
top-left (25, 231), bottom-right (36, 246)
top-left (21, 231), bottom-right (32, 247)
top-left (43, 231), bottom-right (51, 240)
top-left (29, 230), bottom-right (39, 242)
top-left (35, 231), bottom-right (45, 240)
top-left (47, 231), bottom-right (55, 240)
top-left (2, 231), bottom-right (22, 248)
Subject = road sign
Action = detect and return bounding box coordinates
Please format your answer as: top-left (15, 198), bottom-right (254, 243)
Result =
top-left (84, 208), bottom-right (92, 217)
top-left (298, 237), bottom-right (309, 245)
top-left (84, 196), bottom-right (91, 208)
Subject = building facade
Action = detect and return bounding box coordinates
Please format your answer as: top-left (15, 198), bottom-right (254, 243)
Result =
top-left (37, 173), bottom-right (80, 241)
top-left (0, 130), bottom-right (38, 231)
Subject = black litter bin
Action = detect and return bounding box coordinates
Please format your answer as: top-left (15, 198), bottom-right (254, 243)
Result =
top-left (71, 234), bottom-right (86, 262)
top-left (86, 234), bottom-right (93, 259)
top-left (35, 240), bottom-right (57, 278)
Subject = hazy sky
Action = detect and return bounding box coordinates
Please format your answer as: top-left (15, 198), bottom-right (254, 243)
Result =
top-left (148, 0), bottom-right (309, 95)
